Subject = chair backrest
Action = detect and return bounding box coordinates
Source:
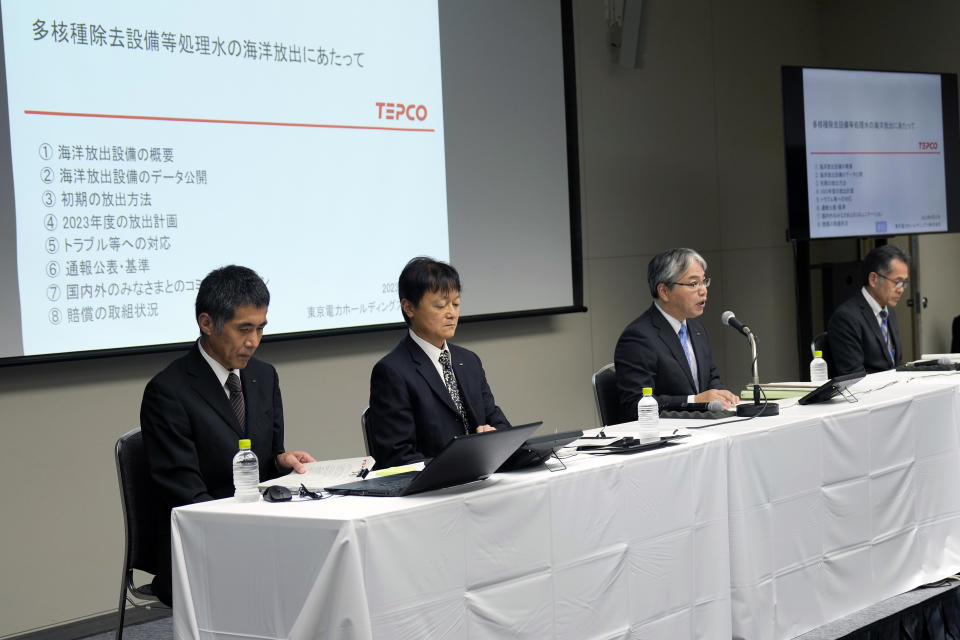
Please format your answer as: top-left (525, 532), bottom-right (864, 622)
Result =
top-left (952, 316), bottom-right (960, 353)
top-left (592, 363), bottom-right (621, 426)
top-left (810, 331), bottom-right (833, 377)
top-left (811, 331), bottom-right (828, 358)
top-left (360, 407), bottom-right (373, 457)
top-left (115, 427), bottom-right (160, 577)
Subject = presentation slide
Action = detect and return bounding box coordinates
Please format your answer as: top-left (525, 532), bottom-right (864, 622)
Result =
top-left (802, 68), bottom-right (948, 239)
top-left (0, 0), bottom-right (580, 363)
top-left (3, 1), bottom-right (446, 355)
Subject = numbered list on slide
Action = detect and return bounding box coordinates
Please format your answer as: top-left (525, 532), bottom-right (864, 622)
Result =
top-left (2, 0), bottom-right (448, 355)
top-left (803, 68), bottom-right (948, 239)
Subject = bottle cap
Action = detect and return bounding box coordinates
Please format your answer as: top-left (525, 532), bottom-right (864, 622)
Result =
top-left (814, 350), bottom-right (822, 358)
top-left (642, 387), bottom-right (653, 395)
top-left (238, 439), bottom-right (251, 449)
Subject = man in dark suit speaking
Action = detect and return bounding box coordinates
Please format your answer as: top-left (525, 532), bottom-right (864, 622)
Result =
top-left (827, 244), bottom-right (908, 375)
top-left (615, 248), bottom-right (738, 420)
top-left (368, 257), bottom-right (511, 469)
top-left (140, 265), bottom-right (315, 605)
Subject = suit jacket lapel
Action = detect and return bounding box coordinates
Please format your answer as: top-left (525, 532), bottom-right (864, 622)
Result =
top-left (449, 347), bottom-right (478, 425)
top-left (404, 336), bottom-right (461, 417)
top-left (858, 298), bottom-right (894, 366)
top-left (888, 308), bottom-right (901, 363)
top-left (186, 346), bottom-right (244, 437)
top-left (240, 368), bottom-right (260, 439)
top-left (651, 308), bottom-right (697, 391)
top-left (688, 321), bottom-right (708, 390)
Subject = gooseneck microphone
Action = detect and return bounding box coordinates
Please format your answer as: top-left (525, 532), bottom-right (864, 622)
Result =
top-left (722, 310), bottom-right (779, 417)
top-left (721, 311), bottom-right (751, 337)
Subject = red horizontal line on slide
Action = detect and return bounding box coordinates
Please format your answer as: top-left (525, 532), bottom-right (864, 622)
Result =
top-left (810, 151), bottom-right (940, 155)
top-left (24, 109), bottom-right (435, 133)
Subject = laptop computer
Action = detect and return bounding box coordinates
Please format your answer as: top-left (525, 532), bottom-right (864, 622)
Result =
top-left (325, 421), bottom-right (542, 496)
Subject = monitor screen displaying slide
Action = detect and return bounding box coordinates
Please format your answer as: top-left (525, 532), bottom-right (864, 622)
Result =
top-left (0, 1), bottom-right (581, 364)
top-left (782, 66), bottom-right (960, 240)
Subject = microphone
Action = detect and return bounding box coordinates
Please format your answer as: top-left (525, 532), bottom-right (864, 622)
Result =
top-left (661, 400), bottom-right (724, 413)
top-left (721, 311), bottom-right (751, 336)
top-left (721, 310), bottom-right (779, 417)
top-left (899, 356), bottom-right (957, 371)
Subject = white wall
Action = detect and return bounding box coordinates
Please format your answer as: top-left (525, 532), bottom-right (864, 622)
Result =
top-left (5, 0), bottom-right (958, 635)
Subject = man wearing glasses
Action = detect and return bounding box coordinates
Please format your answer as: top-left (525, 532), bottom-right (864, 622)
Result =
top-left (827, 244), bottom-right (909, 375)
top-left (614, 247), bottom-right (739, 420)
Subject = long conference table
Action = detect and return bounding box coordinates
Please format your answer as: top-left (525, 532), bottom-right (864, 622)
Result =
top-left (171, 371), bottom-right (960, 639)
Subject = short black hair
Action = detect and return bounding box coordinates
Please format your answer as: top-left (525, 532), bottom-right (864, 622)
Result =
top-left (195, 265), bottom-right (270, 332)
top-left (397, 257), bottom-right (461, 326)
top-left (862, 245), bottom-right (909, 286)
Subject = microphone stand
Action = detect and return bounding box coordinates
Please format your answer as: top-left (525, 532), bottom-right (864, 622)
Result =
top-left (736, 331), bottom-right (779, 417)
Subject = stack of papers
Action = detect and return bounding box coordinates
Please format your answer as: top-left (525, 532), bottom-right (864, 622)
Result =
top-left (258, 456), bottom-right (375, 492)
top-left (739, 381), bottom-right (820, 400)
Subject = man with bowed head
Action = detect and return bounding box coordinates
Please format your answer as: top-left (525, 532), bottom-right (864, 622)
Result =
top-left (368, 256), bottom-right (511, 469)
top-left (140, 265), bottom-right (315, 605)
top-left (615, 248), bottom-right (739, 420)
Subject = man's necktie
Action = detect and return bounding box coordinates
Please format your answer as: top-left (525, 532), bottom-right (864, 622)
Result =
top-left (226, 372), bottom-right (246, 432)
top-left (678, 323), bottom-right (698, 391)
top-left (879, 309), bottom-right (895, 363)
top-left (438, 350), bottom-right (469, 433)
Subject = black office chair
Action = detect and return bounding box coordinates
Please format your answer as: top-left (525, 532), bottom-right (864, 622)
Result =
top-left (361, 407), bottom-right (373, 457)
top-left (591, 363), bottom-right (621, 426)
top-left (114, 428), bottom-right (167, 639)
top-left (811, 331), bottom-right (828, 358)
top-left (810, 331), bottom-right (832, 377)
top-left (951, 315), bottom-right (960, 353)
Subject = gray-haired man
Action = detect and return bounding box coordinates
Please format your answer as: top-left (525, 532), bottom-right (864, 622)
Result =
top-left (614, 248), bottom-right (738, 421)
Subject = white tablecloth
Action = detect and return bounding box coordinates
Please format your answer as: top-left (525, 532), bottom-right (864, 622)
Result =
top-left (172, 372), bottom-right (960, 640)
top-left (708, 371), bottom-right (960, 640)
top-left (172, 432), bottom-right (731, 640)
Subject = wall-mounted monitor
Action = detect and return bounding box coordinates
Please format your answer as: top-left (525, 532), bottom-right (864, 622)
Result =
top-left (0, 0), bottom-right (583, 365)
top-left (782, 65), bottom-right (960, 241)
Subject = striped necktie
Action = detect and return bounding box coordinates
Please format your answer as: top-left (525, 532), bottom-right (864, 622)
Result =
top-left (226, 372), bottom-right (246, 432)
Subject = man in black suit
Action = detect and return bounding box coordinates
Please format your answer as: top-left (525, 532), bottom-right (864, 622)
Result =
top-left (615, 248), bottom-right (738, 420)
top-left (827, 245), bottom-right (908, 375)
top-left (368, 257), bottom-right (510, 469)
top-left (140, 265), bottom-right (315, 606)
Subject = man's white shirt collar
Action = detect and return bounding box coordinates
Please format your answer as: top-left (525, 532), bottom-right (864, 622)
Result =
top-left (198, 338), bottom-right (240, 398)
top-left (409, 329), bottom-right (448, 380)
top-left (861, 286), bottom-right (887, 323)
top-left (654, 302), bottom-right (685, 334)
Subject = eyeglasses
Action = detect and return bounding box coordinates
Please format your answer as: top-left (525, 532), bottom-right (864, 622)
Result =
top-left (876, 273), bottom-right (909, 290)
top-left (670, 277), bottom-right (711, 290)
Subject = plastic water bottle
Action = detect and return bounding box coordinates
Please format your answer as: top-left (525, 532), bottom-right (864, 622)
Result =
top-left (232, 439), bottom-right (260, 503)
top-left (810, 350), bottom-right (829, 384)
top-left (636, 387), bottom-right (660, 444)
